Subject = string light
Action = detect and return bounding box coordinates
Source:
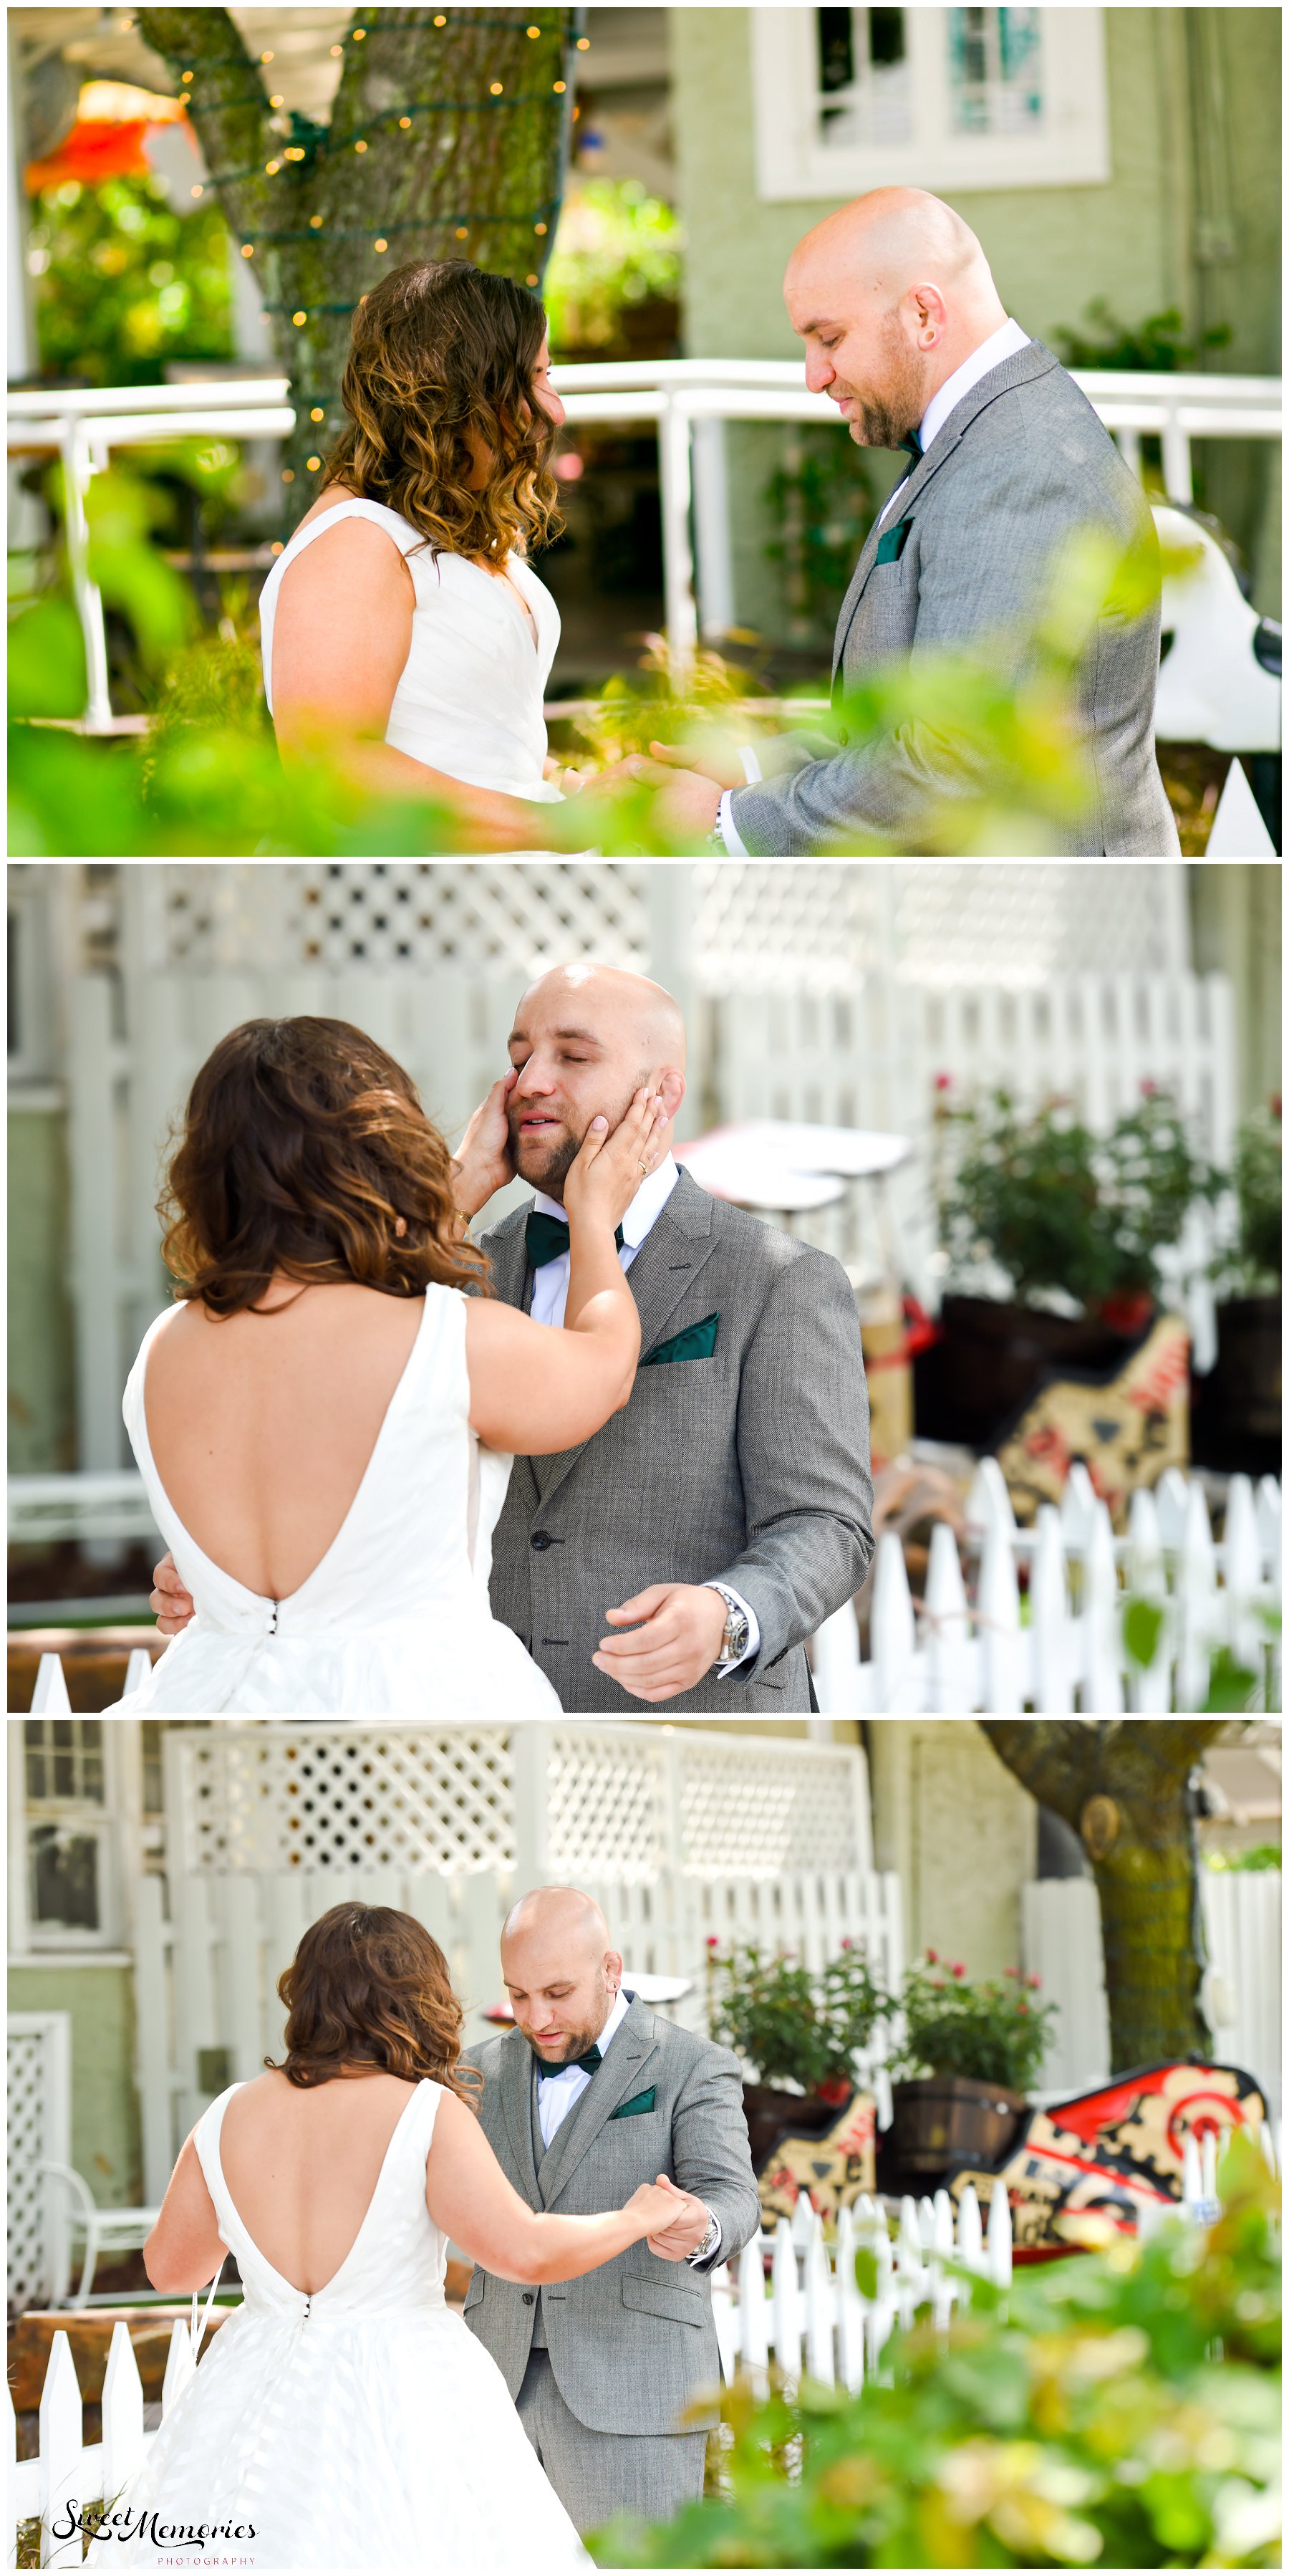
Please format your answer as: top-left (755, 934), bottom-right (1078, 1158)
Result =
top-left (553, 80), bottom-right (565, 92)
top-left (329, 44), bottom-right (343, 56)
top-left (265, 160), bottom-right (280, 173)
top-left (260, 49), bottom-right (274, 63)
top-left (354, 138), bottom-right (367, 151)
top-left (375, 236), bottom-right (387, 250)
top-left (489, 80), bottom-right (503, 95)
top-left (310, 407), bottom-right (324, 420)
top-left (292, 310), bottom-right (307, 325)
top-left (281, 468), bottom-right (294, 481)
top-left (352, 24), bottom-right (367, 35)
top-left (534, 221), bottom-right (546, 234)
top-left (306, 455), bottom-right (322, 469)
top-left (526, 273), bottom-right (538, 286)
top-left (399, 116), bottom-right (411, 127)
top-left (309, 213), bottom-right (324, 228)
top-left (241, 242), bottom-right (254, 256)
top-left (181, 69), bottom-right (193, 82)
top-left (576, 34), bottom-right (590, 47)
top-left (269, 539), bottom-right (284, 555)
top-left (455, 226), bottom-right (468, 239)
top-left (190, 183), bottom-right (203, 197)
top-left (269, 93), bottom-right (284, 107)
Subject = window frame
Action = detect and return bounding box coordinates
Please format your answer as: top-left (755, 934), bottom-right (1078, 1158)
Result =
top-left (751, 6), bottom-right (1110, 200)
top-left (14, 1720), bottom-right (122, 1953)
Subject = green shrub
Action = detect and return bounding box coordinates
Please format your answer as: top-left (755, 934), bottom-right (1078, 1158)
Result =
top-left (886, 1953), bottom-right (1058, 2095)
top-left (1212, 1105), bottom-right (1283, 1298)
top-left (596, 2130), bottom-right (1280, 2569)
top-left (707, 1941), bottom-right (887, 2096)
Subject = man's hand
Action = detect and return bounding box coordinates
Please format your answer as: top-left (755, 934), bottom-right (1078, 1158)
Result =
top-left (152, 1552), bottom-right (195, 1636)
top-left (450, 1070), bottom-right (518, 1219)
top-left (644, 737), bottom-right (747, 790)
top-left (591, 758), bottom-right (724, 847)
top-left (593, 1582), bottom-right (729, 1703)
top-left (646, 2187), bottom-right (714, 2262)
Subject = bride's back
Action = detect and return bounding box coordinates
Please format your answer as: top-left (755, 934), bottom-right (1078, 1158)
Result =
top-left (144, 1283), bottom-right (425, 1600)
top-left (220, 2066), bottom-right (420, 2295)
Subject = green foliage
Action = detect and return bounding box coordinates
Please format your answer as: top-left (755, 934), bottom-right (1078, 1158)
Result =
top-left (597, 2130), bottom-right (1280, 2569)
top-left (26, 173), bottom-right (233, 385)
top-left (935, 1086), bottom-right (1215, 1312)
top-left (1205, 1845), bottom-right (1282, 1874)
top-left (707, 1941), bottom-right (887, 2096)
top-left (1212, 1104), bottom-right (1283, 1298)
top-left (7, 595), bottom-right (87, 718)
top-left (887, 1953), bottom-right (1058, 2094)
top-left (544, 178), bottom-right (682, 353)
top-left (1051, 298), bottom-right (1232, 375)
top-left (763, 428), bottom-right (881, 638)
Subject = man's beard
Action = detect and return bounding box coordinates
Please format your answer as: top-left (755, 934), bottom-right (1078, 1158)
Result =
top-left (509, 1114), bottom-right (581, 1195)
top-left (528, 1982), bottom-right (613, 2063)
top-left (845, 316), bottom-right (924, 451)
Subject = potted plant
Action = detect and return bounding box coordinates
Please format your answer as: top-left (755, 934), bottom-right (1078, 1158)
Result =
top-left (886, 1952), bottom-right (1058, 2176)
top-left (705, 1938), bottom-right (886, 2173)
top-left (915, 1082), bottom-right (1214, 1461)
top-left (1193, 1099), bottom-right (1281, 1476)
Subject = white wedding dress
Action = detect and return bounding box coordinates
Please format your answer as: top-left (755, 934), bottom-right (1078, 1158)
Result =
top-left (113, 2080), bottom-right (587, 2570)
top-left (259, 496), bottom-right (564, 806)
top-left (105, 1284), bottom-right (560, 1714)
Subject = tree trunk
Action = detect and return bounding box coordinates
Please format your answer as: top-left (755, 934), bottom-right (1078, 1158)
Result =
top-left (977, 1721), bottom-right (1230, 2073)
top-left (137, 7), bottom-right (576, 514)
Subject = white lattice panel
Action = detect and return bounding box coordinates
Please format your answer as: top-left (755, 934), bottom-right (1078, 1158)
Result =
top-left (546, 1729), bottom-right (670, 1883)
top-left (693, 864), bottom-right (881, 995)
top-left (7, 2014), bottom-right (71, 2313)
top-left (680, 1742), bottom-right (868, 1878)
top-left (144, 864), bottom-right (651, 975)
top-left (173, 1729), bottom-right (516, 1875)
top-left (889, 865), bottom-right (1188, 989)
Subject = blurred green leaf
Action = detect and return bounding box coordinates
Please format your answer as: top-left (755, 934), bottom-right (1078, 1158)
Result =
top-left (1124, 1597), bottom-right (1166, 1670)
top-left (7, 597), bottom-right (87, 719)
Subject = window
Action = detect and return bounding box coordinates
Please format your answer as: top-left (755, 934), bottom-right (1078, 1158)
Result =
top-left (752, 8), bottom-right (1109, 198)
top-left (22, 1719), bottom-right (115, 1947)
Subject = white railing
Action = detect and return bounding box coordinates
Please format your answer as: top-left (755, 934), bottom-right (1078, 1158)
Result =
top-left (9, 360), bottom-right (1280, 727)
top-left (814, 1465), bottom-right (1282, 1715)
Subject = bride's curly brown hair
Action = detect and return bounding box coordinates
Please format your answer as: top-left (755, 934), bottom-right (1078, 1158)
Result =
top-left (159, 1015), bottom-right (491, 1317)
top-left (269, 1903), bottom-right (482, 2107)
top-left (322, 259), bottom-right (563, 564)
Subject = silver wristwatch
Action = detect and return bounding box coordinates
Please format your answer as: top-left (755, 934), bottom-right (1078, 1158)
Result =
top-left (686, 2206), bottom-right (721, 2266)
top-left (704, 1582), bottom-right (750, 1667)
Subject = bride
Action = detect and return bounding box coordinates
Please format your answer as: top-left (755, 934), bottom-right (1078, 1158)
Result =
top-left (108, 1901), bottom-right (685, 2569)
top-left (261, 259), bottom-right (606, 854)
top-left (105, 1015), bottom-right (665, 1714)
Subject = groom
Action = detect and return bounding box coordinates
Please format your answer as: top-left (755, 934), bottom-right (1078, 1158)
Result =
top-left (463, 1885), bottom-right (761, 2537)
top-left (450, 961), bottom-right (874, 1708)
top-left (618, 187), bottom-right (1178, 858)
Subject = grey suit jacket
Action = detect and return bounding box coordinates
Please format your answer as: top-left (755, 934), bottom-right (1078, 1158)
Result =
top-left (730, 340), bottom-right (1179, 859)
top-left (462, 1997), bottom-right (761, 2435)
top-left (478, 1166), bottom-right (874, 1711)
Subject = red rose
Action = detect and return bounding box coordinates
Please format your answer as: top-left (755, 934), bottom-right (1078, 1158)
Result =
top-left (950, 1962), bottom-right (965, 1978)
top-left (1003, 1966), bottom-right (1016, 1978)
top-left (934, 1072), bottom-right (952, 1092)
top-left (1027, 1974), bottom-right (1041, 1989)
top-left (705, 1936), bottom-right (719, 1948)
top-left (925, 1948), bottom-right (938, 1964)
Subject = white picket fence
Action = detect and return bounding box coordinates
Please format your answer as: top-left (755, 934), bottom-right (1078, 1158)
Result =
top-left (13, 2130), bottom-right (1272, 2567)
top-left (24, 1462), bottom-right (1281, 1716)
top-left (814, 1464), bottom-right (1283, 1714)
top-left (6, 2309), bottom-right (203, 2570)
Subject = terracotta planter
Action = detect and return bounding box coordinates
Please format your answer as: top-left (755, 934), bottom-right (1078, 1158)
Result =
top-left (913, 1293), bottom-right (1149, 1452)
top-left (741, 2082), bottom-right (841, 2176)
top-left (889, 2075), bottom-right (1028, 2176)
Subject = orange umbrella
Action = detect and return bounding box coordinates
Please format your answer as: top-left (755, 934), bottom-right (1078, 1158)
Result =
top-left (26, 117), bottom-right (156, 193)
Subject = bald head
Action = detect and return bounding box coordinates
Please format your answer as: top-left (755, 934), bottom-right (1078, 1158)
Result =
top-left (507, 963), bottom-right (687, 1201)
top-left (786, 187), bottom-right (1008, 451)
top-left (501, 1885), bottom-right (624, 2064)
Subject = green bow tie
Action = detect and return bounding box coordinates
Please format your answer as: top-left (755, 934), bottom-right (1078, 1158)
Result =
top-left (534, 2043), bottom-right (602, 2080)
top-left (525, 1211), bottom-right (624, 1269)
top-left (897, 429), bottom-right (922, 465)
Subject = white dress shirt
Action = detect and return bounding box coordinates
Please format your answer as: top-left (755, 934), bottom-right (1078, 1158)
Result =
top-left (534, 1988), bottom-right (721, 2266)
top-left (719, 317), bottom-right (1032, 855)
top-left (527, 1151), bottom-right (759, 1676)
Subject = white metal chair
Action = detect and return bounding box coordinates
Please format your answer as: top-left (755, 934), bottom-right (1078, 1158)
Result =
top-left (30, 2160), bottom-right (161, 2308)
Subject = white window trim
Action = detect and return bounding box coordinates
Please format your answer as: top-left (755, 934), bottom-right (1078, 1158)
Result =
top-left (14, 1721), bottom-right (137, 1953)
top-left (752, 9), bottom-right (1110, 200)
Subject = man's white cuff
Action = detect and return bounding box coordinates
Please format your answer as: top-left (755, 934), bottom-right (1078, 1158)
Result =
top-left (717, 789), bottom-right (751, 857)
top-left (685, 2208), bottom-right (723, 2266)
top-left (713, 1583), bottom-right (761, 1677)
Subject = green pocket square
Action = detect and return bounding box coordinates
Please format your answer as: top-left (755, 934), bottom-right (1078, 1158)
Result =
top-left (609, 2086), bottom-right (657, 2119)
top-left (642, 1312), bottom-right (719, 1366)
top-left (876, 516), bottom-right (913, 564)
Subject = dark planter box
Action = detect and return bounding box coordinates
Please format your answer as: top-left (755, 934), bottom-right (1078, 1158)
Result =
top-left (1191, 1294), bottom-right (1281, 1476)
top-left (914, 1293), bottom-right (1148, 1453)
top-left (742, 2082), bottom-right (841, 2175)
top-left (889, 2075), bottom-right (1028, 2176)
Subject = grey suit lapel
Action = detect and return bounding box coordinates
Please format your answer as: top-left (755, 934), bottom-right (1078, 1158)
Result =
top-left (498, 2027), bottom-right (541, 2199)
top-left (531, 1168), bottom-right (721, 1510)
top-left (479, 1202), bottom-right (533, 1314)
top-left (536, 1994), bottom-right (660, 2207)
top-left (833, 339), bottom-right (1062, 680)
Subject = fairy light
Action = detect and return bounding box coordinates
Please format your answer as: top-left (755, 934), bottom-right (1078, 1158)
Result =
top-left (354, 138), bottom-right (367, 151)
top-left (329, 43), bottom-right (343, 55)
top-left (534, 221), bottom-right (546, 235)
top-left (269, 92), bottom-right (284, 107)
top-left (240, 241), bottom-right (254, 256)
top-left (292, 309), bottom-right (307, 325)
top-left (190, 183), bottom-right (203, 196)
top-left (310, 407), bottom-right (324, 420)
top-left (309, 213), bottom-right (324, 228)
top-left (553, 80), bottom-right (565, 92)
top-left (265, 159), bottom-right (280, 173)
top-left (489, 80), bottom-right (503, 94)
top-left (576, 34), bottom-right (589, 47)
top-left (375, 236), bottom-right (387, 250)
top-left (260, 49), bottom-right (274, 63)
top-left (399, 115), bottom-right (411, 127)
top-left (306, 455), bottom-right (322, 469)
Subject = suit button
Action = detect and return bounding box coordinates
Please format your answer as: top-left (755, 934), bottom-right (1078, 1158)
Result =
top-left (522, 2291), bottom-right (535, 2305)
top-left (531, 1530), bottom-right (552, 1552)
